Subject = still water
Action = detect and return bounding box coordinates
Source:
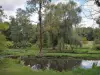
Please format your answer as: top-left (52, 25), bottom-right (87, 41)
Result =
top-left (23, 58), bottom-right (100, 71)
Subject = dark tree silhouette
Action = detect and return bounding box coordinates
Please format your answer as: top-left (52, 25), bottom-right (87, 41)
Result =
top-left (95, 0), bottom-right (100, 6)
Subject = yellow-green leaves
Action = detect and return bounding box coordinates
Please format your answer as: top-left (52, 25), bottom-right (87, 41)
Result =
top-left (0, 23), bottom-right (9, 30)
top-left (0, 23), bottom-right (9, 51)
top-left (0, 33), bottom-right (7, 50)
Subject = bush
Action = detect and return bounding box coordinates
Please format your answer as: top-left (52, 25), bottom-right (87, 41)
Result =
top-left (6, 41), bottom-right (13, 48)
top-left (13, 41), bottom-right (32, 48)
top-left (82, 37), bottom-right (88, 44)
top-left (94, 39), bottom-right (100, 50)
top-left (94, 39), bottom-right (100, 44)
top-left (29, 44), bottom-right (39, 50)
top-left (94, 44), bottom-right (100, 50)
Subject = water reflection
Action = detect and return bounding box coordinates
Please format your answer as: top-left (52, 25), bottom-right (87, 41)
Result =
top-left (23, 58), bottom-right (81, 71)
top-left (81, 60), bottom-right (100, 69)
top-left (23, 58), bottom-right (100, 71)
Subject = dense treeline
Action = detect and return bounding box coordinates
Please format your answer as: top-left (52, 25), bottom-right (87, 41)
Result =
top-left (76, 27), bottom-right (100, 41)
top-left (1, 1), bottom-right (82, 50)
top-left (0, 0), bottom-right (100, 53)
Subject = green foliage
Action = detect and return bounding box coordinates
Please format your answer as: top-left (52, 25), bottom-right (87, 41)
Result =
top-left (82, 37), bottom-right (88, 44)
top-left (0, 33), bottom-right (7, 51)
top-left (43, 1), bottom-right (82, 50)
top-left (43, 32), bottom-right (51, 48)
top-left (74, 67), bottom-right (100, 75)
top-left (6, 41), bottom-right (13, 48)
top-left (30, 45), bottom-right (39, 50)
top-left (94, 39), bottom-right (100, 44)
top-left (77, 27), bottom-right (94, 41)
top-left (0, 23), bottom-right (9, 30)
top-left (9, 9), bottom-right (36, 48)
top-left (57, 37), bottom-right (64, 51)
top-left (94, 39), bottom-right (100, 50)
top-left (0, 23), bottom-right (10, 52)
top-left (94, 44), bottom-right (100, 50)
top-left (65, 44), bottom-right (72, 51)
top-left (93, 28), bottom-right (100, 39)
top-left (82, 41), bottom-right (93, 49)
top-left (13, 41), bottom-right (32, 49)
top-left (27, 0), bottom-right (51, 13)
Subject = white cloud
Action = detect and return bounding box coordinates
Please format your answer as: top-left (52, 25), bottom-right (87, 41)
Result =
top-left (0, 0), bottom-right (26, 11)
top-left (54, 0), bottom-right (69, 4)
top-left (80, 0), bottom-right (100, 28)
top-left (30, 13), bottom-right (38, 24)
top-left (0, 0), bottom-right (39, 24)
top-left (0, 0), bottom-right (27, 21)
top-left (1, 0), bottom-right (100, 27)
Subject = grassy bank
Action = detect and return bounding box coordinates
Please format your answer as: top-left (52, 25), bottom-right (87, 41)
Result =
top-left (0, 58), bottom-right (73, 75)
top-left (44, 53), bottom-right (100, 59)
top-left (2, 48), bottom-right (100, 59)
top-left (0, 58), bottom-right (100, 75)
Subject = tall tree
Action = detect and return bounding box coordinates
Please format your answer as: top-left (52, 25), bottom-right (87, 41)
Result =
top-left (9, 8), bottom-right (34, 48)
top-left (0, 7), bottom-right (9, 53)
top-left (27, 0), bottom-right (51, 55)
top-left (94, 0), bottom-right (100, 27)
top-left (43, 1), bottom-right (81, 51)
top-left (0, 23), bottom-right (9, 52)
top-left (95, 0), bottom-right (100, 6)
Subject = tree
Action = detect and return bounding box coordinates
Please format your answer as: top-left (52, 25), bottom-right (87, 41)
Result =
top-left (93, 28), bottom-right (100, 39)
top-left (9, 8), bottom-right (34, 48)
top-left (43, 1), bottom-right (82, 51)
top-left (95, 0), bottom-right (100, 6)
top-left (0, 7), bottom-right (9, 53)
top-left (0, 6), bottom-right (5, 22)
top-left (76, 27), bottom-right (94, 41)
top-left (94, 0), bottom-right (100, 27)
top-left (96, 16), bottom-right (100, 28)
top-left (0, 23), bottom-right (9, 52)
top-left (27, 0), bottom-right (51, 55)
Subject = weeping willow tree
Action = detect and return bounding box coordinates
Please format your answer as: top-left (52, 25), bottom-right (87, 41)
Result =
top-left (43, 1), bottom-right (82, 51)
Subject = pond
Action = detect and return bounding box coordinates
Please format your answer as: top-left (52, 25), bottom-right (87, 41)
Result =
top-left (22, 57), bottom-right (100, 72)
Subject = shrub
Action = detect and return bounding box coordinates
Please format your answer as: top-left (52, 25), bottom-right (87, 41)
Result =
top-left (13, 41), bottom-right (32, 48)
top-left (94, 39), bottom-right (100, 44)
top-left (6, 41), bottom-right (13, 48)
top-left (30, 44), bottom-right (39, 50)
top-left (94, 39), bottom-right (100, 50)
top-left (82, 37), bottom-right (88, 44)
top-left (94, 44), bottom-right (100, 50)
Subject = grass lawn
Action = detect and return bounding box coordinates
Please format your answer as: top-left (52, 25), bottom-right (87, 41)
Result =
top-left (2, 48), bottom-right (100, 59)
top-left (44, 53), bottom-right (100, 59)
top-left (2, 43), bottom-right (100, 59)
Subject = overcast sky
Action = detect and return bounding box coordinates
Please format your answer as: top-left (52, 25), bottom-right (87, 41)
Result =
top-left (0, 0), bottom-right (100, 28)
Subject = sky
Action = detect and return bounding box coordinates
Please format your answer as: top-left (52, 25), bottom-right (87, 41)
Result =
top-left (0, 0), bottom-right (100, 28)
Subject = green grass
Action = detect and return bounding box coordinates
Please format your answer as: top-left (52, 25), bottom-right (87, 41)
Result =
top-left (44, 53), bottom-right (100, 59)
top-left (1, 58), bottom-right (100, 75)
top-left (2, 41), bottom-right (100, 59)
top-left (74, 67), bottom-right (100, 75)
top-left (3, 48), bottom-right (39, 56)
top-left (74, 48), bottom-right (100, 54)
top-left (2, 48), bottom-right (100, 59)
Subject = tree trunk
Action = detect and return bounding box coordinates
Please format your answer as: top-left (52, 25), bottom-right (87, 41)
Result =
top-left (39, 0), bottom-right (42, 56)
